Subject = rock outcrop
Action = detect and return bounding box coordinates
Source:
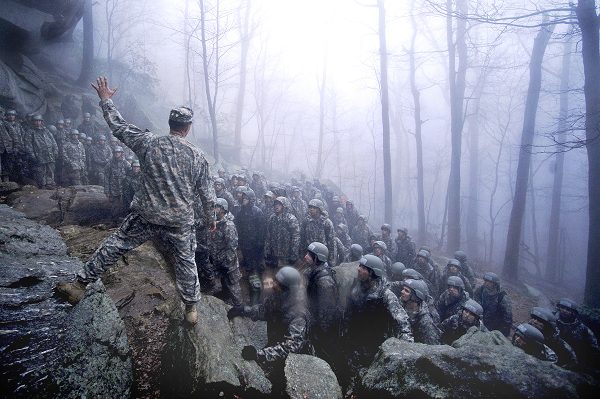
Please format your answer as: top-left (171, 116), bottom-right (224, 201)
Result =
top-left (161, 295), bottom-right (271, 398)
top-left (0, 204), bottom-right (132, 398)
top-left (360, 336), bottom-right (598, 399)
top-left (284, 354), bottom-right (342, 399)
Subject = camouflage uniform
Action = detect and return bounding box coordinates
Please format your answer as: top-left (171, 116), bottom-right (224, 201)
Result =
top-left (454, 251), bottom-right (476, 287)
top-left (300, 211), bottom-right (336, 265)
top-left (473, 285), bottom-right (513, 337)
top-left (395, 234), bottom-right (416, 267)
top-left (334, 236), bottom-right (348, 266)
top-left (23, 125), bottom-right (58, 188)
top-left (441, 269), bottom-right (473, 297)
top-left (105, 155), bottom-right (131, 206)
top-left (207, 212), bottom-right (242, 306)
top-left (1, 117), bottom-right (26, 182)
top-left (556, 316), bottom-right (599, 371)
top-left (89, 141), bottom-right (112, 186)
top-left (344, 201), bottom-right (360, 233)
top-left (264, 197), bottom-right (300, 268)
top-left (406, 304), bottom-right (441, 344)
top-left (61, 136), bottom-right (87, 185)
top-left (290, 194), bottom-right (308, 223)
top-left (122, 167), bottom-right (142, 208)
top-left (0, 123), bottom-right (12, 181)
top-left (350, 217), bottom-right (373, 252)
top-left (414, 259), bottom-right (442, 301)
top-left (215, 186), bottom-right (236, 211)
top-left (78, 101), bottom-right (216, 306)
top-left (441, 313), bottom-right (488, 345)
top-left (78, 118), bottom-right (97, 140)
top-left (436, 289), bottom-right (470, 323)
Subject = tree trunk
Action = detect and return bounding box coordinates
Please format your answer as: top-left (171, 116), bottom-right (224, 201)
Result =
top-left (445, 0), bottom-right (468, 253)
top-left (316, 53), bottom-right (328, 179)
top-left (77, 0), bottom-right (94, 85)
top-left (234, 0), bottom-right (251, 163)
top-left (199, 0), bottom-right (219, 163)
top-left (466, 96), bottom-right (481, 258)
top-left (546, 32), bottom-right (572, 282)
top-left (377, 0), bottom-right (393, 224)
top-left (577, 0), bottom-right (600, 307)
top-left (410, 8), bottom-right (426, 245)
top-left (502, 19), bottom-right (554, 282)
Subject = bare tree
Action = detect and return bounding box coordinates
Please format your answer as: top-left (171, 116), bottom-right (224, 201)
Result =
top-left (503, 17), bottom-right (554, 282)
top-left (77, 0), bottom-right (94, 85)
top-left (233, 0), bottom-right (252, 163)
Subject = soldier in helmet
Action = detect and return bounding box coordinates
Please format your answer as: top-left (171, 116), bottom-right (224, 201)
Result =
top-left (204, 198), bottom-right (242, 306)
top-left (442, 258), bottom-right (473, 296)
top-left (473, 272), bottom-right (513, 336)
top-left (395, 227), bottom-right (416, 267)
top-left (369, 240), bottom-right (392, 276)
top-left (350, 215), bottom-right (372, 252)
top-left (227, 266), bottom-right (309, 390)
top-left (440, 299), bottom-right (487, 345)
top-left (554, 298), bottom-right (599, 371)
top-left (0, 117), bottom-right (13, 182)
top-left (379, 224), bottom-right (397, 257)
top-left (250, 171), bottom-right (267, 199)
top-left (344, 200), bottom-right (360, 234)
top-left (2, 110), bottom-right (26, 183)
top-left (264, 196), bottom-right (300, 269)
top-left (105, 146), bottom-right (131, 216)
top-left (398, 278), bottom-right (441, 344)
top-left (89, 135), bottom-right (112, 186)
top-left (303, 242), bottom-right (340, 368)
top-left (436, 276), bottom-right (470, 323)
top-left (23, 114), bottom-right (59, 188)
top-left (56, 76), bottom-right (216, 326)
top-left (347, 244), bottom-right (363, 262)
top-left (512, 323), bottom-right (557, 363)
top-left (61, 129), bottom-right (87, 186)
top-left (529, 307), bottom-right (577, 369)
top-left (214, 177), bottom-right (235, 210)
top-left (454, 250), bottom-right (476, 287)
top-left (78, 112), bottom-right (97, 139)
top-left (396, 268), bottom-right (440, 326)
top-left (235, 187), bottom-right (266, 304)
top-left (332, 207), bottom-right (347, 227)
top-left (289, 186), bottom-right (308, 222)
top-left (342, 255), bottom-right (413, 392)
top-left (413, 249), bottom-right (442, 300)
top-left (336, 224), bottom-right (352, 249)
top-left (260, 190), bottom-right (276, 222)
top-left (300, 199), bottom-right (336, 265)
top-left (123, 159), bottom-right (142, 208)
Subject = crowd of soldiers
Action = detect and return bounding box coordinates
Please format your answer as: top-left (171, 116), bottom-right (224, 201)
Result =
top-left (198, 169), bottom-right (598, 392)
top-left (0, 109), bottom-right (141, 215)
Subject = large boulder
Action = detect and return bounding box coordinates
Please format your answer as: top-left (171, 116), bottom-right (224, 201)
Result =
top-left (6, 185), bottom-right (112, 226)
top-left (360, 336), bottom-right (598, 398)
top-left (161, 295), bottom-right (271, 398)
top-left (284, 354), bottom-right (342, 399)
top-left (0, 204), bottom-right (132, 397)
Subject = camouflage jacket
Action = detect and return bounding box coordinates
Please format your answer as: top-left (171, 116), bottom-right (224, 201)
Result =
top-left (440, 314), bottom-right (488, 345)
top-left (2, 121), bottom-right (24, 153)
top-left (215, 188), bottom-right (236, 211)
top-left (406, 305), bottom-right (441, 345)
top-left (556, 317), bottom-right (599, 369)
top-left (208, 213), bottom-right (238, 264)
top-left (441, 271), bottom-right (473, 296)
top-left (89, 143), bottom-right (113, 168)
top-left (24, 127), bottom-right (58, 164)
top-left (244, 288), bottom-right (310, 363)
top-left (473, 286), bottom-right (513, 336)
top-left (388, 281), bottom-right (440, 326)
top-left (351, 223), bottom-right (373, 252)
top-left (378, 235), bottom-right (397, 257)
top-left (290, 197), bottom-right (308, 222)
top-left (304, 264), bottom-right (339, 336)
top-left (300, 215), bottom-right (336, 264)
top-left (235, 202), bottom-right (265, 251)
top-left (61, 139), bottom-right (86, 171)
top-left (545, 328), bottom-right (578, 369)
top-left (264, 199), bottom-right (300, 261)
top-left (123, 170), bottom-right (142, 206)
top-left (0, 124), bottom-right (12, 153)
top-left (415, 262), bottom-right (442, 300)
top-left (106, 158), bottom-right (131, 197)
top-left (78, 120), bottom-right (97, 139)
top-left (395, 236), bottom-right (416, 267)
top-left (435, 290), bottom-right (470, 323)
top-left (457, 259), bottom-right (476, 287)
top-left (99, 99), bottom-right (215, 228)
top-left (334, 236), bottom-right (347, 265)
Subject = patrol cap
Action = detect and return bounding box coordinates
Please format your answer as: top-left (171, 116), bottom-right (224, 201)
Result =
top-left (215, 197), bottom-right (228, 212)
top-left (556, 298), bottom-right (578, 313)
top-left (169, 106), bottom-right (194, 123)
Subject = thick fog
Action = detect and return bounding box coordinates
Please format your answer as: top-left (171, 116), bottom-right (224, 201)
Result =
top-left (11, 0), bottom-right (592, 295)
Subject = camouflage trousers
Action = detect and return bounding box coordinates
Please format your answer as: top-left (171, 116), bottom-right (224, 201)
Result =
top-left (205, 253), bottom-right (242, 306)
top-left (78, 212), bottom-right (200, 304)
top-left (31, 162), bottom-right (55, 188)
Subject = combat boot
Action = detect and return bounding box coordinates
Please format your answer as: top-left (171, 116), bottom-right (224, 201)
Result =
top-left (185, 304), bottom-right (198, 325)
top-left (55, 280), bottom-right (87, 304)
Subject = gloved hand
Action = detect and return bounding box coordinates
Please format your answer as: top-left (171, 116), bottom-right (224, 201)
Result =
top-left (241, 345), bottom-right (258, 361)
top-left (227, 305), bottom-right (245, 319)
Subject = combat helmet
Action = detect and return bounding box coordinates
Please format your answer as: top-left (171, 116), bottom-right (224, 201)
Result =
top-left (462, 299), bottom-right (483, 319)
top-left (307, 242), bottom-right (328, 263)
top-left (446, 275), bottom-right (465, 290)
top-left (215, 197), bottom-right (229, 212)
top-left (403, 279), bottom-right (428, 302)
top-left (359, 254), bottom-right (385, 278)
top-left (275, 266), bottom-right (302, 288)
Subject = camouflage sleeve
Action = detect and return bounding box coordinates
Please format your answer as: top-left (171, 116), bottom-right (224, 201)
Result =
top-left (289, 215), bottom-right (300, 260)
top-left (384, 289), bottom-right (414, 342)
top-left (99, 99), bottom-right (153, 156)
top-left (499, 295), bottom-right (513, 336)
top-left (195, 157), bottom-right (216, 228)
top-left (226, 222), bottom-right (238, 252)
top-left (324, 219), bottom-right (336, 265)
top-left (419, 313), bottom-right (442, 345)
top-left (257, 315), bottom-right (308, 363)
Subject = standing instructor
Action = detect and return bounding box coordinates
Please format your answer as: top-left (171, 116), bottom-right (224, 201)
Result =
top-left (57, 76), bottom-right (216, 325)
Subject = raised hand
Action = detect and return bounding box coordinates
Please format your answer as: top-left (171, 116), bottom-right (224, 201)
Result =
top-left (91, 76), bottom-right (118, 101)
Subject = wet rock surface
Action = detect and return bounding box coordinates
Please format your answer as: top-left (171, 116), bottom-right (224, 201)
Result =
top-left (284, 354), bottom-right (342, 399)
top-left (0, 204), bottom-right (132, 398)
top-left (360, 336), bottom-right (598, 399)
top-left (161, 295), bottom-right (271, 398)
top-left (6, 185), bottom-right (112, 227)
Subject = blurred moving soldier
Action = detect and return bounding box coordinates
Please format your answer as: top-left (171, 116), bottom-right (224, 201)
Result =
top-left (24, 114), bottom-right (58, 188)
top-left (250, 171), bottom-right (267, 199)
top-left (442, 258), bottom-right (473, 296)
top-left (344, 200), bottom-right (360, 234)
top-left (264, 196), bottom-right (300, 269)
top-left (332, 207), bottom-right (347, 228)
top-left (379, 224), bottom-right (397, 256)
top-left (61, 129), bottom-right (87, 186)
top-left (473, 272), bottom-right (513, 337)
top-left (512, 323), bottom-right (557, 363)
top-left (56, 76), bottom-right (215, 325)
top-left (395, 227), bottom-right (416, 267)
top-left (105, 146), bottom-right (131, 216)
top-left (300, 199), bottom-right (336, 265)
top-left (436, 276), bottom-right (470, 323)
top-left (555, 298), bottom-right (599, 372)
top-left (454, 250), bottom-right (476, 287)
top-left (440, 299), bottom-right (487, 345)
top-left (398, 278), bottom-right (441, 344)
top-left (529, 307), bottom-right (577, 370)
top-left (89, 136), bottom-right (112, 186)
top-left (78, 112), bottom-right (97, 139)
top-left (205, 198), bottom-right (242, 306)
top-left (350, 215), bottom-right (372, 252)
